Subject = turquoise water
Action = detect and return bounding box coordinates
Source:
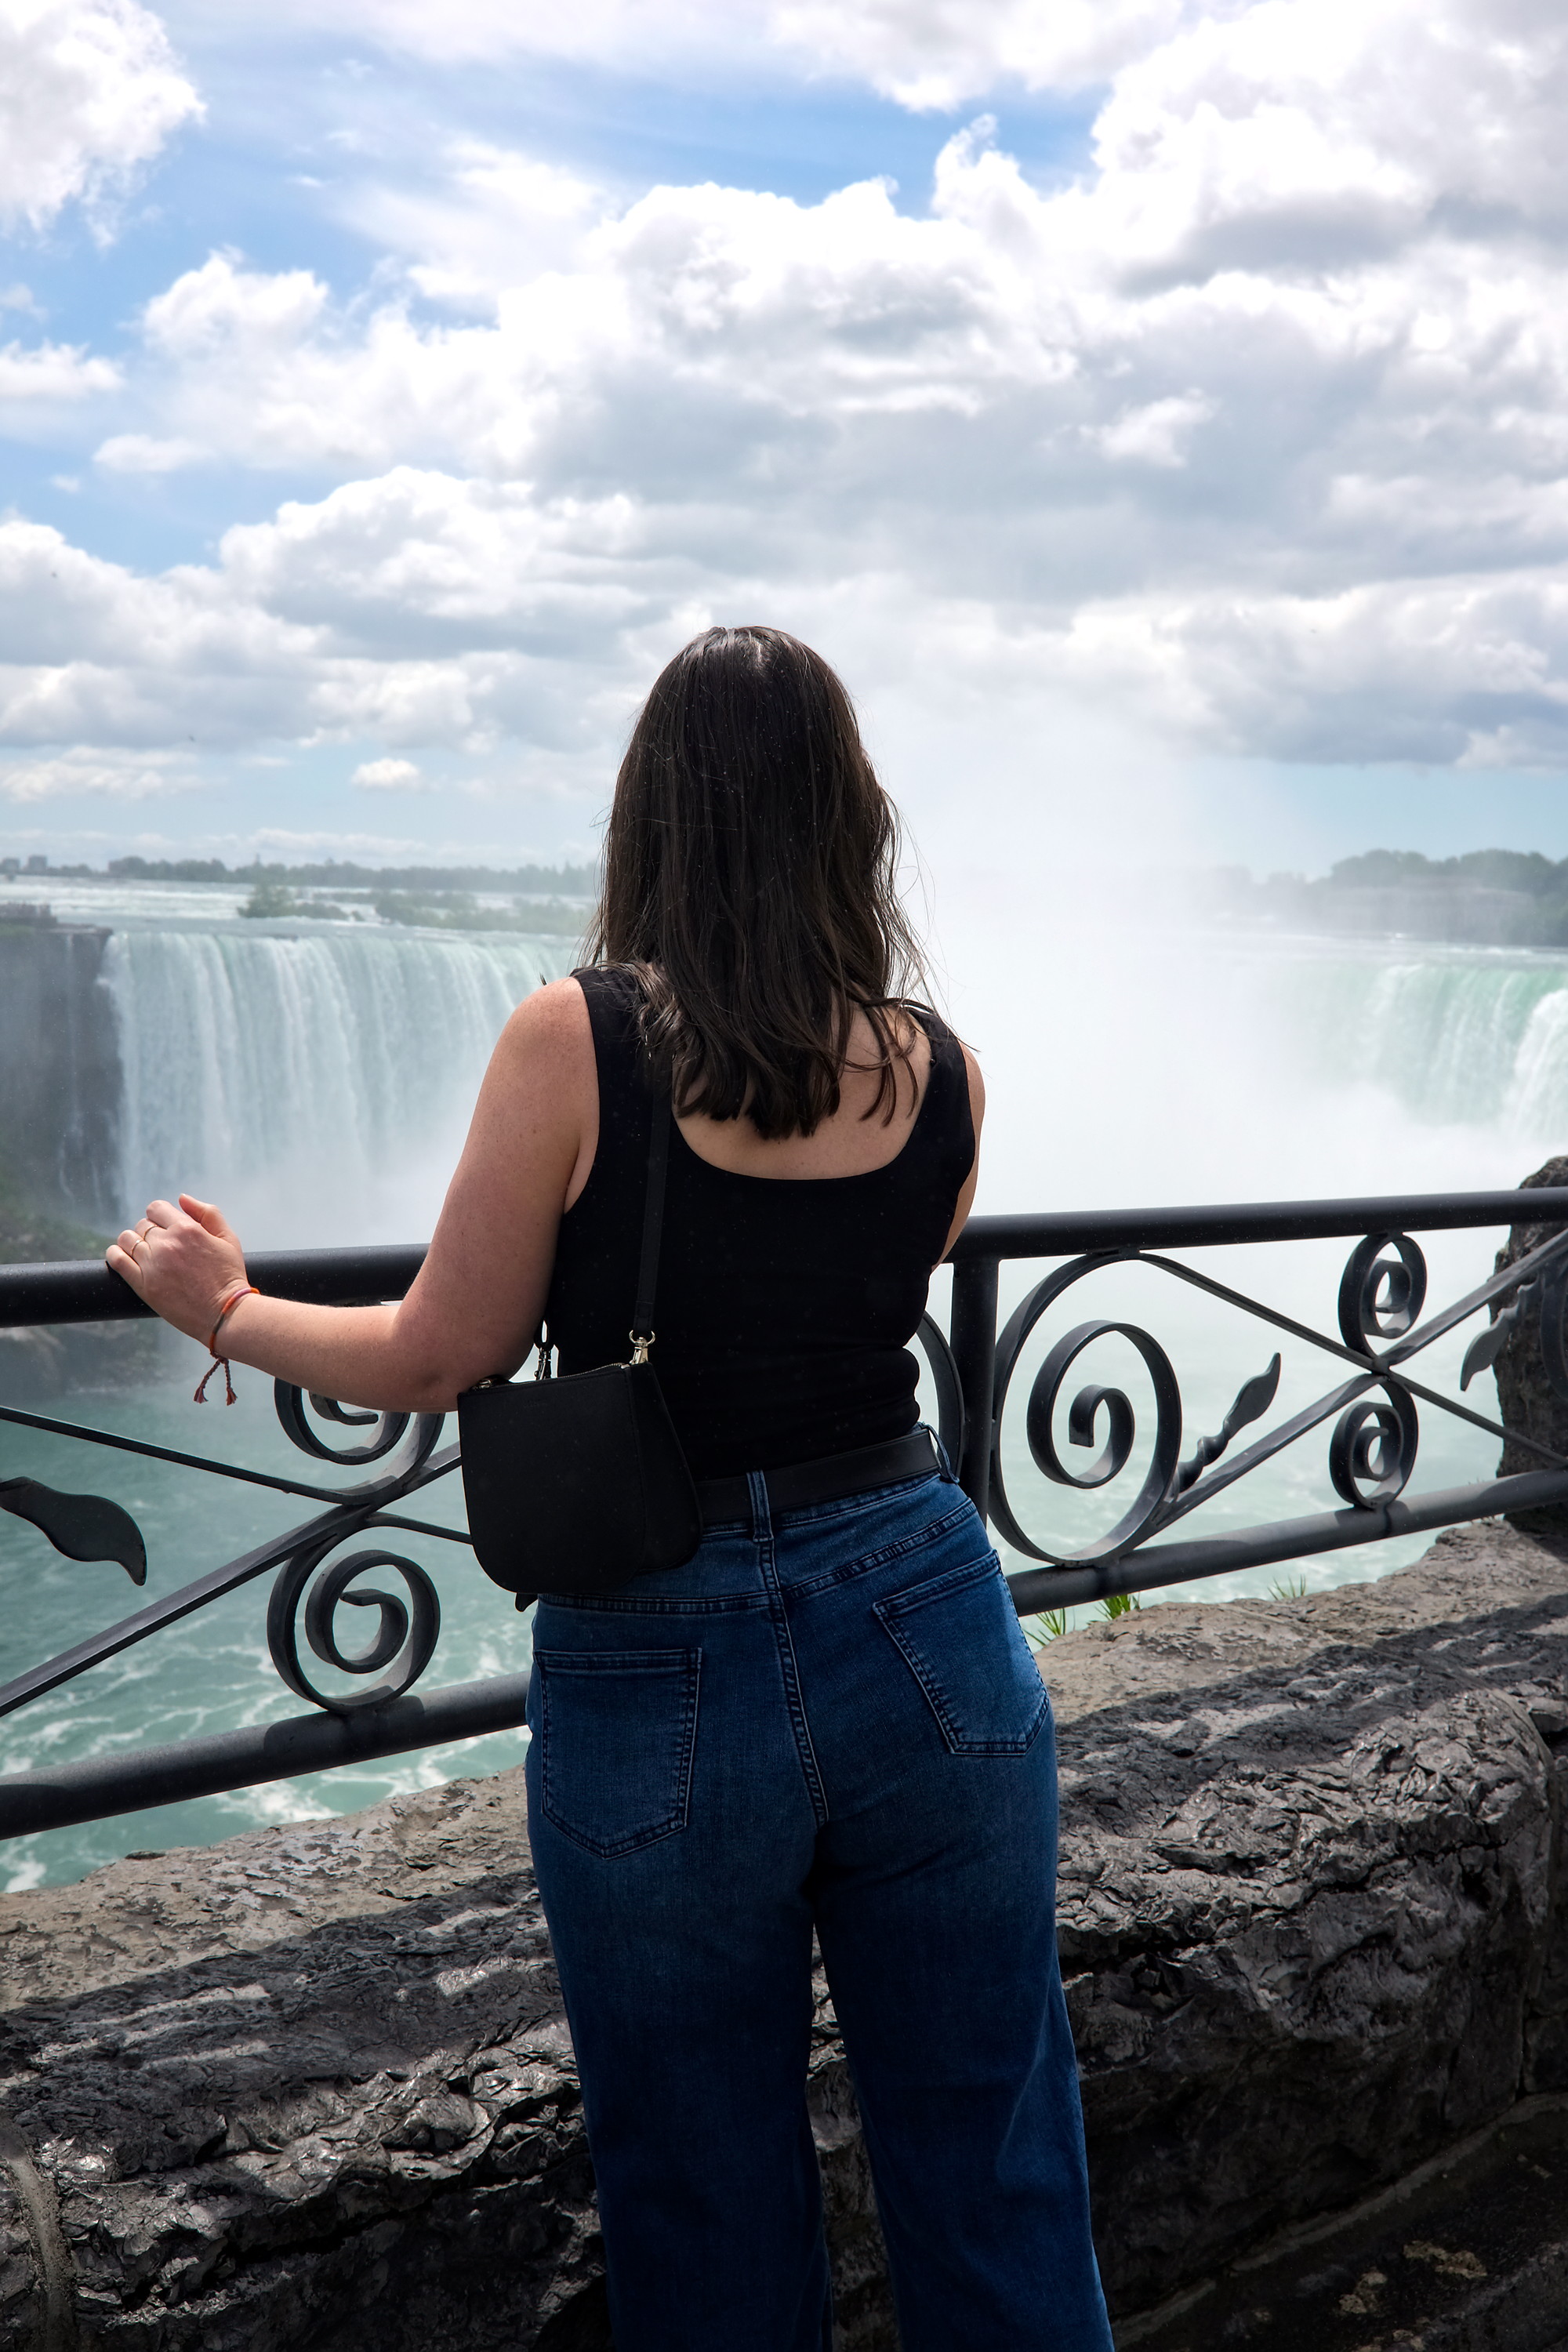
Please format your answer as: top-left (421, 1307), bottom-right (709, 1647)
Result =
top-left (0, 1359), bottom-right (535, 1892)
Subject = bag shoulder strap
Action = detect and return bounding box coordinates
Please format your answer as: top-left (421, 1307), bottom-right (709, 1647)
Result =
top-left (630, 1089), bottom-right (671, 1363)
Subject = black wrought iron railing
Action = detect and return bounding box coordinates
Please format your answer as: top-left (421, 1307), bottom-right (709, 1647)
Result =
top-left (5, 1187), bottom-right (1568, 1842)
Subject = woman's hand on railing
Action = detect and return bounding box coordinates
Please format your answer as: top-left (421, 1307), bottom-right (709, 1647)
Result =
top-left (107, 1195), bottom-right (251, 1348)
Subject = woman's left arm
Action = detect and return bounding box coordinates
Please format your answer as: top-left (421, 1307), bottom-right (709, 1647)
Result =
top-left (106, 978), bottom-right (597, 1414)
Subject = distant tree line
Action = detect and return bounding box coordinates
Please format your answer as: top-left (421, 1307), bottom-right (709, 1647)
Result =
top-left (1203, 848), bottom-right (1568, 948)
top-left (106, 855), bottom-right (599, 895)
top-left (1314, 849), bottom-right (1568, 895)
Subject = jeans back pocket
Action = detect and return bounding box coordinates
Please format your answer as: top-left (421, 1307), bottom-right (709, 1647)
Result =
top-left (873, 1555), bottom-right (1048, 1755)
top-left (534, 1648), bottom-right (701, 1857)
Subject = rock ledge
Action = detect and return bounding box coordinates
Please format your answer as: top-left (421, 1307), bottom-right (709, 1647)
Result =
top-left (4, 1518), bottom-right (1568, 2349)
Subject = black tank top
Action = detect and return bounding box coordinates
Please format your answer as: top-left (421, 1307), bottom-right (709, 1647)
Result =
top-left (544, 966), bottom-right (976, 1479)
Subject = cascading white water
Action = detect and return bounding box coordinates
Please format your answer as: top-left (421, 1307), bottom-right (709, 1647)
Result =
top-left (103, 927), bottom-right (579, 1242)
top-left (1262, 948), bottom-right (1568, 1138)
top-left (96, 924), bottom-right (1568, 1232)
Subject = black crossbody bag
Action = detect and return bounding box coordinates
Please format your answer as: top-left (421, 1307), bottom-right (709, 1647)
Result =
top-left (457, 1092), bottom-right (702, 1602)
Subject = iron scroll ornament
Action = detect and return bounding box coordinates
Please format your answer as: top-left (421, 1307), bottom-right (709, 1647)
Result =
top-left (1331, 1231), bottom-right (1425, 1507)
top-left (986, 1254), bottom-right (1201, 1566)
top-left (1338, 1232), bottom-right (1428, 1360)
top-left (274, 1382), bottom-right (446, 1473)
top-left (267, 1388), bottom-right (448, 1707)
top-left (1328, 1385), bottom-right (1420, 1508)
top-left (274, 1383), bottom-right (446, 1484)
top-left (992, 1242), bottom-right (1373, 1571)
top-left (267, 1536), bottom-right (441, 1713)
top-left (1016, 1316), bottom-right (1182, 1558)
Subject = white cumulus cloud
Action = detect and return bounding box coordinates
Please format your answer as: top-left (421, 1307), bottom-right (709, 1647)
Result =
top-left (93, 430), bottom-right (202, 470)
top-left (0, 0), bottom-right (202, 234)
top-left (1091, 393), bottom-right (1216, 467)
top-left (773, 0), bottom-right (1211, 107)
top-left (0, 338), bottom-right (119, 399)
top-left (352, 756), bottom-right (424, 789)
top-left (13, 0), bottom-right (1568, 786)
top-left (0, 746), bottom-right (194, 800)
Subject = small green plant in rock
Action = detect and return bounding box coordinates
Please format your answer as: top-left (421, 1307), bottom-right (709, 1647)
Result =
top-left (1023, 1609), bottom-right (1072, 1647)
top-left (1268, 1573), bottom-right (1310, 1600)
top-left (1100, 1592), bottom-right (1142, 1620)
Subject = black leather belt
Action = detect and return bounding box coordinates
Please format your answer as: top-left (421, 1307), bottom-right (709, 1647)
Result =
top-left (695, 1428), bottom-right (940, 1528)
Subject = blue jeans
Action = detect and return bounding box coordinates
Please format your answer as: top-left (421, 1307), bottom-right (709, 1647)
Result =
top-left (524, 1461), bottom-right (1112, 2352)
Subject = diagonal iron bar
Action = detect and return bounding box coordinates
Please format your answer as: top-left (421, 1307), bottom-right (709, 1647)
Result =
top-left (0, 1400), bottom-right (460, 1508)
top-left (1381, 1225), bottom-right (1568, 1366)
top-left (0, 1500), bottom-right (372, 1722)
top-left (991, 1229), bottom-right (1568, 1560)
top-left (1154, 1373), bottom-right (1376, 1531)
top-left (1145, 1232), bottom-right (1568, 1533)
top-left (0, 1443), bottom-right (467, 1722)
top-left (1137, 1254), bottom-right (1568, 1471)
top-left (363, 1510), bottom-right (473, 1546)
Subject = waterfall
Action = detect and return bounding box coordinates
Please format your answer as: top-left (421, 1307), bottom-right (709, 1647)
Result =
top-left (96, 927), bottom-right (1568, 1240)
top-left (1260, 946), bottom-right (1568, 1144)
top-left (102, 927), bottom-right (579, 1242)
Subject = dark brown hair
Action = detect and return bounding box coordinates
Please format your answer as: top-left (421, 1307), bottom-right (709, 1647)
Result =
top-left (586, 625), bottom-right (927, 1138)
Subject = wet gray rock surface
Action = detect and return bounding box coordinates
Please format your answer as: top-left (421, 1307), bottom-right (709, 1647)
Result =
top-left (1047, 1516), bottom-right (1568, 2343)
top-left (0, 1779), bottom-right (604, 2350)
top-left (0, 1770), bottom-right (884, 2351)
top-left (4, 1519), bottom-right (1568, 2348)
top-left (0, 1322), bottom-right (163, 1406)
top-left (1493, 1154), bottom-right (1568, 1527)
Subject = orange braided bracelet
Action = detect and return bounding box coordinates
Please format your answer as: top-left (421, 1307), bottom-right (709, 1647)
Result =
top-left (194, 1283), bottom-right (260, 1406)
top-left (205, 1283), bottom-right (260, 1358)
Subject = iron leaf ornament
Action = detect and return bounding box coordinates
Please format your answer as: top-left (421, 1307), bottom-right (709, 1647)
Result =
top-left (0, 1479), bottom-right (147, 1584)
top-left (1174, 1355), bottom-right (1283, 1497)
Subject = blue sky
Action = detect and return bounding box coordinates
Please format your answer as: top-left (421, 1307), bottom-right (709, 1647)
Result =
top-left (3, 0), bottom-right (1567, 878)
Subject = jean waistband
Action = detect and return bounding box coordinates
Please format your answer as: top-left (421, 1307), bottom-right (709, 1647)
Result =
top-left (695, 1428), bottom-right (939, 1528)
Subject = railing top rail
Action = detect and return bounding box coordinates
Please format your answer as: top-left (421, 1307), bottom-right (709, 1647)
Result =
top-left (5, 1189), bottom-right (1568, 1327)
top-left (949, 1187), bottom-right (1568, 1261)
top-left (0, 1244), bottom-right (427, 1328)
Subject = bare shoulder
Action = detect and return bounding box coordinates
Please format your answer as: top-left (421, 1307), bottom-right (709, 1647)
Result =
top-left (503, 973), bottom-right (590, 1041)
top-left (465, 978), bottom-right (597, 1159)
top-left (494, 975), bottom-right (593, 1073)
